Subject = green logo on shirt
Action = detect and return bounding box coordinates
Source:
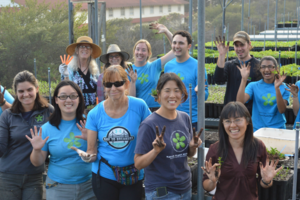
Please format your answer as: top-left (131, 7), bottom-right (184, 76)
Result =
top-left (63, 132), bottom-right (81, 149)
top-left (262, 93), bottom-right (276, 106)
top-left (177, 73), bottom-right (184, 81)
top-left (138, 73), bottom-right (149, 84)
top-left (35, 114), bottom-right (44, 123)
top-left (172, 133), bottom-right (186, 149)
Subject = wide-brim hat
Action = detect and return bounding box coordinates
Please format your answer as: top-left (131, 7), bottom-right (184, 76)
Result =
top-left (66, 36), bottom-right (102, 59)
top-left (100, 44), bottom-right (130, 63)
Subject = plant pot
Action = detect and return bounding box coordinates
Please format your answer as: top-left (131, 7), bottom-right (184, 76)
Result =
top-left (213, 103), bottom-right (218, 118)
top-left (277, 24), bottom-right (284, 28)
top-left (205, 103), bottom-right (209, 118)
top-left (207, 74), bottom-right (212, 85)
top-left (216, 104), bottom-right (224, 117)
top-left (292, 76), bottom-right (300, 84)
top-left (258, 170), bottom-right (293, 200)
top-left (207, 103), bottom-right (214, 118)
top-left (292, 23), bottom-right (298, 27)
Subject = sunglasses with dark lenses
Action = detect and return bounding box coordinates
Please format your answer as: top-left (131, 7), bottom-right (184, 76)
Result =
top-left (103, 81), bottom-right (126, 88)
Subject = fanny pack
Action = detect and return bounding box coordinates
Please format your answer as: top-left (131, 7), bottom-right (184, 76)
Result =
top-left (100, 157), bottom-right (140, 185)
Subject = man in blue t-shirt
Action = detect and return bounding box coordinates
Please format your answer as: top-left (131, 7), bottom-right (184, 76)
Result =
top-left (0, 85), bottom-right (14, 116)
top-left (164, 31), bottom-right (209, 129)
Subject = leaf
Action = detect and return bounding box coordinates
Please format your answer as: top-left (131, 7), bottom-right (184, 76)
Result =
top-left (267, 93), bottom-right (271, 99)
top-left (74, 138), bottom-right (80, 141)
top-left (173, 138), bottom-right (178, 143)
top-left (64, 138), bottom-right (71, 143)
top-left (263, 101), bottom-right (268, 106)
top-left (176, 143), bottom-right (180, 149)
top-left (270, 96), bottom-right (276, 101)
top-left (180, 142), bottom-right (186, 148)
top-left (70, 132), bottom-right (75, 139)
top-left (269, 101), bottom-right (274, 106)
top-left (74, 141), bottom-right (81, 147)
top-left (179, 136), bottom-right (186, 142)
top-left (67, 142), bottom-right (73, 149)
top-left (262, 96), bottom-right (268, 101)
top-left (175, 133), bottom-right (180, 139)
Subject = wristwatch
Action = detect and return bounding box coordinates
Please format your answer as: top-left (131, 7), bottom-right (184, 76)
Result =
top-left (0, 100), bottom-right (6, 107)
top-left (261, 178), bottom-right (272, 186)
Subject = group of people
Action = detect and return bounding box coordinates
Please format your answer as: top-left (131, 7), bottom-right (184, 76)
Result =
top-left (0, 22), bottom-right (294, 200)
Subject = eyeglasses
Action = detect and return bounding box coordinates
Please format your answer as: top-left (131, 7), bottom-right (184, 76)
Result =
top-left (103, 81), bottom-right (125, 88)
top-left (57, 95), bottom-right (79, 100)
top-left (260, 65), bottom-right (275, 70)
top-left (109, 54), bottom-right (120, 59)
top-left (223, 118), bottom-right (244, 126)
top-left (79, 45), bottom-right (92, 50)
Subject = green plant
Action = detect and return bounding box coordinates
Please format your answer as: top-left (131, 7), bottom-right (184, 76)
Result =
top-left (86, 105), bottom-right (96, 110)
top-left (215, 157), bottom-right (223, 178)
top-left (266, 147), bottom-right (285, 159)
top-left (151, 89), bottom-right (157, 96)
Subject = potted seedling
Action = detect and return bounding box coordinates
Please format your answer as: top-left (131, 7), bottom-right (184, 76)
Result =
top-left (150, 89), bottom-right (158, 101)
top-left (85, 104), bottom-right (96, 116)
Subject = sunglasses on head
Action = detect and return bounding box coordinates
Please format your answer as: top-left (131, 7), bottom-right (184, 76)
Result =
top-left (103, 81), bottom-right (126, 88)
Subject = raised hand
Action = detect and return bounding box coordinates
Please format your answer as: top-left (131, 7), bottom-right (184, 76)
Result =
top-left (274, 70), bottom-right (286, 89)
top-left (126, 64), bottom-right (137, 83)
top-left (26, 126), bottom-right (49, 150)
top-left (149, 22), bottom-right (167, 34)
top-left (153, 126), bottom-right (166, 153)
top-left (0, 84), bottom-right (6, 105)
top-left (75, 120), bottom-right (87, 140)
top-left (70, 146), bottom-right (96, 162)
top-left (285, 83), bottom-right (299, 97)
top-left (214, 36), bottom-right (230, 56)
top-left (260, 158), bottom-right (282, 183)
top-left (189, 127), bottom-right (203, 148)
top-left (201, 157), bottom-right (221, 184)
top-left (236, 62), bottom-right (251, 81)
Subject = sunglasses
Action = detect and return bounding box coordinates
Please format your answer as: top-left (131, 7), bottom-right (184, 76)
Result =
top-left (103, 81), bottom-right (126, 88)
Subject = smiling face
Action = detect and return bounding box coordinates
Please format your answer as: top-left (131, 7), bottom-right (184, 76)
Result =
top-left (76, 44), bottom-right (92, 59)
top-left (16, 81), bottom-right (38, 109)
top-left (55, 85), bottom-right (79, 117)
top-left (134, 42), bottom-right (149, 65)
top-left (104, 73), bottom-right (129, 101)
top-left (158, 80), bottom-right (182, 111)
top-left (223, 117), bottom-right (249, 141)
top-left (234, 41), bottom-right (251, 61)
top-left (109, 53), bottom-right (122, 65)
top-left (172, 34), bottom-right (191, 59)
top-left (260, 60), bottom-right (276, 82)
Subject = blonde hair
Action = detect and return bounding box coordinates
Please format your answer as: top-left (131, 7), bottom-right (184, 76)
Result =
top-left (133, 39), bottom-right (152, 62)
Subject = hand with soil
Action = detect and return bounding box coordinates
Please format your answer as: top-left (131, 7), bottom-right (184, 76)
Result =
top-left (126, 64), bottom-right (137, 83)
top-left (274, 70), bottom-right (286, 89)
top-left (236, 62), bottom-right (251, 81)
top-left (70, 146), bottom-right (96, 163)
top-left (201, 157), bottom-right (221, 184)
top-left (26, 126), bottom-right (49, 150)
top-left (149, 22), bottom-right (168, 34)
top-left (285, 83), bottom-right (299, 97)
top-left (260, 158), bottom-right (283, 183)
top-left (214, 36), bottom-right (230, 57)
top-left (0, 84), bottom-right (6, 105)
top-left (152, 126), bottom-right (166, 153)
top-left (75, 120), bottom-right (88, 140)
top-left (189, 127), bottom-right (203, 148)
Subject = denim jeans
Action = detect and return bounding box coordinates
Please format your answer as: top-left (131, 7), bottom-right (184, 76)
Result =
top-left (45, 176), bottom-right (96, 200)
top-left (145, 189), bottom-right (192, 200)
top-left (0, 172), bottom-right (43, 200)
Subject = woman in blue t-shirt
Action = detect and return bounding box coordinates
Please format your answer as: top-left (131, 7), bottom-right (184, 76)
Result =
top-left (27, 80), bottom-right (96, 200)
top-left (134, 73), bottom-right (202, 200)
top-left (130, 23), bottom-right (175, 112)
top-left (85, 65), bottom-right (151, 200)
top-left (236, 56), bottom-right (290, 132)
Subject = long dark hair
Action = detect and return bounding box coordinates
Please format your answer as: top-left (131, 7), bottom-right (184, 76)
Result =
top-left (217, 101), bottom-right (259, 167)
top-left (104, 53), bottom-right (127, 70)
top-left (49, 80), bottom-right (85, 130)
top-left (11, 70), bottom-right (48, 113)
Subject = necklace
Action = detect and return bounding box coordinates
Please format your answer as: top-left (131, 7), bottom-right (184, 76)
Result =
top-left (78, 59), bottom-right (88, 74)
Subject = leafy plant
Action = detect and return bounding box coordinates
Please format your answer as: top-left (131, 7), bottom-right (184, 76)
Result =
top-left (151, 89), bottom-right (157, 96)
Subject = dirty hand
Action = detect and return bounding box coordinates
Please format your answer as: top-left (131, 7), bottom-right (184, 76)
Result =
top-left (236, 62), bottom-right (251, 81)
top-left (126, 64), bottom-right (137, 83)
top-left (274, 71), bottom-right (286, 89)
top-left (149, 22), bottom-right (167, 34)
top-left (189, 127), bottom-right (203, 148)
top-left (214, 36), bottom-right (230, 56)
top-left (0, 84), bottom-right (6, 105)
top-left (260, 158), bottom-right (282, 183)
top-left (285, 83), bottom-right (299, 97)
top-left (70, 146), bottom-right (96, 162)
top-left (201, 157), bottom-right (221, 184)
top-left (152, 126), bottom-right (166, 153)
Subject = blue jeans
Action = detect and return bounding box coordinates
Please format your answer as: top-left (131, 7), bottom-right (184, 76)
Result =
top-left (45, 176), bottom-right (96, 200)
top-left (145, 189), bottom-right (192, 200)
top-left (0, 172), bottom-right (43, 200)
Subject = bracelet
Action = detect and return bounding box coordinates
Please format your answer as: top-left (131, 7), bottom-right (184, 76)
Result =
top-left (261, 178), bottom-right (272, 186)
top-left (0, 100), bottom-right (6, 107)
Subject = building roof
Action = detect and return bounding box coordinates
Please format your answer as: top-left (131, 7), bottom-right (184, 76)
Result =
top-left (14, 0), bottom-right (188, 10)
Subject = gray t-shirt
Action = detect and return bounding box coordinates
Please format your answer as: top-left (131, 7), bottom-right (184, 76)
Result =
top-left (135, 111), bottom-right (192, 194)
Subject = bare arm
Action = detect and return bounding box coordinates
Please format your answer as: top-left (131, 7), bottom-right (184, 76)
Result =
top-left (86, 129), bottom-right (98, 163)
top-left (30, 149), bottom-right (48, 167)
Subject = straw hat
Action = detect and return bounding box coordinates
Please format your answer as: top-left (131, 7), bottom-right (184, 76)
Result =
top-left (66, 36), bottom-right (102, 58)
top-left (100, 44), bottom-right (130, 64)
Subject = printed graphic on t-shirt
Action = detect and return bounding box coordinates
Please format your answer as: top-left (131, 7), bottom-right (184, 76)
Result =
top-left (63, 132), bottom-right (82, 149)
top-left (138, 73), bottom-right (149, 84)
top-left (170, 130), bottom-right (189, 152)
top-left (177, 73), bottom-right (184, 80)
top-left (35, 114), bottom-right (44, 123)
top-left (103, 126), bottom-right (134, 149)
top-left (262, 93), bottom-right (276, 106)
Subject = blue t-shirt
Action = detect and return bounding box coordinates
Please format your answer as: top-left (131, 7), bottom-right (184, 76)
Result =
top-left (85, 96), bottom-right (151, 181)
top-left (0, 86), bottom-right (14, 116)
top-left (135, 111), bottom-right (192, 194)
top-left (164, 57), bottom-right (209, 123)
top-left (41, 119), bottom-right (92, 184)
top-left (293, 81), bottom-right (300, 128)
top-left (245, 79), bottom-right (290, 132)
top-left (131, 59), bottom-right (162, 108)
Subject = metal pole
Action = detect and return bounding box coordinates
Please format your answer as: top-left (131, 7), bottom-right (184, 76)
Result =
top-left (275, 0), bottom-right (278, 50)
top-left (189, 84), bottom-right (192, 119)
top-left (247, 0), bottom-right (250, 33)
top-left (34, 58), bottom-right (37, 78)
top-left (94, 0), bottom-right (100, 68)
top-left (189, 0), bottom-right (193, 55)
top-left (283, 0), bottom-right (286, 24)
top-left (259, 19), bottom-right (261, 33)
top-left (102, 3), bottom-right (106, 56)
top-left (250, 18), bottom-right (252, 35)
top-left (226, 23), bottom-right (229, 62)
top-left (197, 0), bottom-right (205, 199)
top-left (140, 0), bottom-right (142, 39)
top-left (88, 3), bottom-right (93, 39)
top-left (292, 122), bottom-right (299, 200)
top-left (222, 0), bottom-right (225, 38)
top-left (264, 23), bottom-right (266, 51)
top-left (279, 50), bottom-right (281, 67)
top-left (68, 0), bottom-right (73, 44)
top-left (288, 12), bottom-right (289, 23)
top-left (241, 0), bottom-right (244, 31)
top-left (163, 35), bottom-right (166, 55)
top-left (211, 34), bottom-right (213, 50)
top-left (267, 0), bottom-right (270, 29)
top-left (254, 26), bottom-right (255, 39)
top-left (48, 67), bottom-right (51, 104)
top-left (295, 42), bottom-right (297, 64)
